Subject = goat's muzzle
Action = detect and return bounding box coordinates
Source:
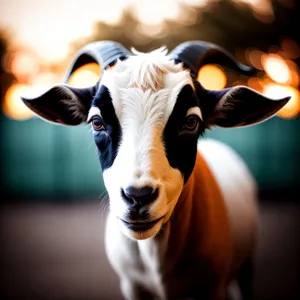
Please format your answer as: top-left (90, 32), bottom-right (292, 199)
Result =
top-left (119, 215), bottom-right (165, 232)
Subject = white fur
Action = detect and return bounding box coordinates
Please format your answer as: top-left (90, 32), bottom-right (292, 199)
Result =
top-left (105, 210), bottom-right (168, 299)
top-left (186, 106), bottom-right (202, 120)
top-left (89, 49), bottom-right (196, 240)
top-left (102, 85), bottom-right (185, 240)
top-left (87, 106), bottom-right (101, 122)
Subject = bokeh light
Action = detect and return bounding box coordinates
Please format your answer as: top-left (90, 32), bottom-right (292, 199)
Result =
top-left (247, 77), bottom-right (264, 92)
top-left (281, 37), bottom-right (300, 59)
top-left (3, 84), bottom-right (35, 120)
top-left (233, 0), bottom-right (274, 22)
top-left (197, 64), bottom-right (227, 90)
top-left (262, 54), bottom-right (291, 84)
top-left (285, 60), bottom-right (299, 87)
top-left (10, 51), bottom-right (39, 82)
top-left (263, 83), bottom-right (300, 119)
top-left (32, 72), bottom-right (60, 87)
top-left (246, 49), bottom-right (264, 70)
top-left (68, 63), bottom-right (101, 88)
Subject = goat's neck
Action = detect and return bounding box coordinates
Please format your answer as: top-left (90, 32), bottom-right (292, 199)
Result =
top-left (137, 152), bottom-right (232, 276)
top-left (134, 171), bottom-right (194, 276)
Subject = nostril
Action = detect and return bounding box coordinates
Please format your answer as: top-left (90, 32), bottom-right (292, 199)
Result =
top-left (121, 188), bottom-right (134, 204)
top-left (122, 186), bottom-right (159, 206)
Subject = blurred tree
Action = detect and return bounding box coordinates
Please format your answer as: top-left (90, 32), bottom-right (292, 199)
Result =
top-left (0, 29), bottom-right (14, 106)
top-left (70, 0), bottom-right (299, 63)
top-left (0, 28), bottom-right (15, 200)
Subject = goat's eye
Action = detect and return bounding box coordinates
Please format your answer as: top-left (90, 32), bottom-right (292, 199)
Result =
top-left (184, 115), bottom-right (199, 131)
top-left (92, 118), bottom-right (106, 131)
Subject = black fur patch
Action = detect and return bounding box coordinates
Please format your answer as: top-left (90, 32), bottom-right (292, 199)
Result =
top-left (163, 85), bottom-right (204, 183)
top-left (91, 85), bottom-right (122, 171)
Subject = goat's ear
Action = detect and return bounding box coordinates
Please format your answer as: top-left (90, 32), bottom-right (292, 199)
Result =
top-left (201, 86), bottom-right (290, 128)
top-left (21, 84), bottom-right (96, 125)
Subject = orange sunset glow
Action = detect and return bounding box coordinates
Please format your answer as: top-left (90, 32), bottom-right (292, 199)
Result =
top-left (0, 0), bottom-right (299, 120)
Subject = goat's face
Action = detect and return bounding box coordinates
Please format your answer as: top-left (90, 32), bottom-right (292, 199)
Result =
top-left (21, 44), bottom-right (290, 241)
top-left (88, 51), bottom-right (203, 239)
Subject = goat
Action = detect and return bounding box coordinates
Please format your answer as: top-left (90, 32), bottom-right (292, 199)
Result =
top-left (22, 41), bottom-right (290, 300)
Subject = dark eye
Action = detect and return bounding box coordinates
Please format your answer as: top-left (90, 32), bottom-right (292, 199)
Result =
top-left (92, 117), bottom-right (106, 131)
top-left (184, 115), bottom-right (199, 131)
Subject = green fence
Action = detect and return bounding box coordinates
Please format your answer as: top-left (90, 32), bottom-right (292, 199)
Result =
top-left (1, 115), bottom-right (300, 200)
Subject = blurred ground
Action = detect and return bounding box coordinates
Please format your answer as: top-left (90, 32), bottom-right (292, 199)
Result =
top-left (0, 200), bottom-right (299, 300)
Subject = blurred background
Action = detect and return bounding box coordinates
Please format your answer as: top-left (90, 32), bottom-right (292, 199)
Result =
top-left (0, 0), bottom-right (299, 299)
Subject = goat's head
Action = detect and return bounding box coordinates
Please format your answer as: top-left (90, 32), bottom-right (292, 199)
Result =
top-left (22, 41), bottom-right (290, 240)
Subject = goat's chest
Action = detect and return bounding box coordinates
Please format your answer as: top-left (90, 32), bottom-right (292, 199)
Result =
top-left (105, 214), bottom-right (226, 299)
top-left (128, 240), bottom-right (223, 299)
top-left (105, 213), bottom-right (167, 298)
top-left (111, 237), bottom-right (201, 299)
top-left (136, 239), bottom-right (167, 298)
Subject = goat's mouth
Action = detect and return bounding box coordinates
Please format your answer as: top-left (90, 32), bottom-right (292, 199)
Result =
top-left (120, 216), bottom-right (165, 232)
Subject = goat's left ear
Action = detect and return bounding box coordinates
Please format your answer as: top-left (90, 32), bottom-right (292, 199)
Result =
top-left (201, 86), bottom-right (291, 128)
top-left (21, 84), bottom-right (96, 125)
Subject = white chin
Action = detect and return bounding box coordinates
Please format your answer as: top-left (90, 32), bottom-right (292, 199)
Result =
top-left (119, 219), bottom-right (163, 240)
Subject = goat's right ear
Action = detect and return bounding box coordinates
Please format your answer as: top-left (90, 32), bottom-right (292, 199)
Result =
top-left (21, 84), bottom-right (97, 125)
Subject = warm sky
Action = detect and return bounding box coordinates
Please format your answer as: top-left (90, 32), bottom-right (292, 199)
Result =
top-left (0, 0), bottom-right (212, 61)
top-left (0, 0), bottom-right (269, 62)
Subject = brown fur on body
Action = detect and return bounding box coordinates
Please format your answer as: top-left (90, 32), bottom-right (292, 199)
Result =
top-left (105, 150), bottom-right (252, 300)
top-left (158, 152), bottom-right (233, 299)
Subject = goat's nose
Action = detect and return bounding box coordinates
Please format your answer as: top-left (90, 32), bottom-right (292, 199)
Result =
top-left (121, 186), bottom-right (159, 206)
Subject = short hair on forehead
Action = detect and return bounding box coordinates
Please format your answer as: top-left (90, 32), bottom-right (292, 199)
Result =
top-left (117, 47), bottom-right (184, 92)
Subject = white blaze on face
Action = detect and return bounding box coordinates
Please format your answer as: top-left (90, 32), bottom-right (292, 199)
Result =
top-left (187, 106), bottom-right (202, 121)
top-left (87, 106), bottom-right (101, 121)
top-left (98, 51), bottom-right (199, 239)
